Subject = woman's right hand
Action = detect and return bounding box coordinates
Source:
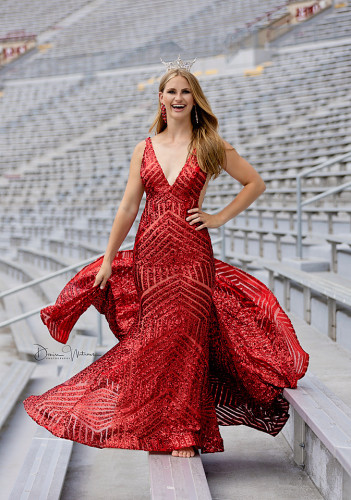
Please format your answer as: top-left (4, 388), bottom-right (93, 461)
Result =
top-left (93, 261), bottom-right (112, 289)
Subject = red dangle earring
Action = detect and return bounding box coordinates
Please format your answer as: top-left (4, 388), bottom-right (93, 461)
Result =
top-left (161, 103), bottom-right (167, 124)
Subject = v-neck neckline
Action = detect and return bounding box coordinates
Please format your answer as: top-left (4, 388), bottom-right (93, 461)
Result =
top-left (148, 137), bottom-right (194, 188)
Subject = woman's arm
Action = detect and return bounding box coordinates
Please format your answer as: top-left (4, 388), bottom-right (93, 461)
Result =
top-left (93, 140), bottom-right (145, 288)
top-left (215, 140), bottom-right (266, 225)
top-left (187, 140), bottom-right (266, 230)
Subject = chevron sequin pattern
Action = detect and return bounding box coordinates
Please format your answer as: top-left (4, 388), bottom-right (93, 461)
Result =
top-left (23, 137), bottom-right (309, 453)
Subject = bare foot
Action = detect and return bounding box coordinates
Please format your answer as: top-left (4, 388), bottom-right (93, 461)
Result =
top-left (171, 446), bottom-right (196, 458)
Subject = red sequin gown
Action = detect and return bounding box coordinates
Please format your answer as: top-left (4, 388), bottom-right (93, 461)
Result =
top-left (23, 137), bottom-right (309, 453)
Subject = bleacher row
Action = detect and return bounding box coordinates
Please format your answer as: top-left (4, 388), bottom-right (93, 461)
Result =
top-left (1, 0), bottom-right (284, 79)
top-left (0, 73), bottom-right (151, 172)
top-left (0, 0), bottom-right (92, 38)
top-left (2, 41), bottom-right (351, 171)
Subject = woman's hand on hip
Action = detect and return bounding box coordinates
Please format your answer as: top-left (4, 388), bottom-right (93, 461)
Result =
top-left (93, 261), bottom-right (112, 289)
top-left (186, 208), bottom-right (223, 230)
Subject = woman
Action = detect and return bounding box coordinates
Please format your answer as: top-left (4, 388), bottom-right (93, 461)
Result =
top-left (23, 60), bottom-right (309, 459)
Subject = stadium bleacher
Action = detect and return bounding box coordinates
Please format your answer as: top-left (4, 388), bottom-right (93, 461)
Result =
top-left (1, 0), bottom-right (286, 79)
top-left (0, 0), bottom-right (93, 38)
top-left (1, 1), bottom-right (351, 499)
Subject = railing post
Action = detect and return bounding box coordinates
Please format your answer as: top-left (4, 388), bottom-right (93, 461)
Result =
top-left (296, 175), bottom-right (303, 259)
top-left (293, 412), bottom-right (306, 468)
top-left (294, 150), bottom-right (351, 259)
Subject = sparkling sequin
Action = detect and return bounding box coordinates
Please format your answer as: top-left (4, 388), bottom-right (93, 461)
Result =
top-left (23, 137), bottom-right (309, 453)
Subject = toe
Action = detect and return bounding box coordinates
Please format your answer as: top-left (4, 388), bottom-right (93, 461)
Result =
top-left (172, 446), bottom-right (196, 458)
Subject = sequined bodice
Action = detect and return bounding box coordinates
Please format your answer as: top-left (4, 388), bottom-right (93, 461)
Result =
top-left (140, 136), bottom-right (207, 215)
top-left (133, 137), bottom-right (212, 268)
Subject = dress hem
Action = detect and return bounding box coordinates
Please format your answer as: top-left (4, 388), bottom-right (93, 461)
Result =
top-left (23, 399), bottom-right (225, 454)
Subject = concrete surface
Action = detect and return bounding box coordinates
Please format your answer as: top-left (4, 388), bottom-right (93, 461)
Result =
top-left (201, 425), bottom-right (323, 500)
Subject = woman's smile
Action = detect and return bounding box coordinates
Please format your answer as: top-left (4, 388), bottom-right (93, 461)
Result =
top-left (171, 104), bottom-right (186, 112)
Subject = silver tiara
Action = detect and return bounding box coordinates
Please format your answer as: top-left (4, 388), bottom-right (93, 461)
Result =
top-left (160, 54), bottom-right (197, 72)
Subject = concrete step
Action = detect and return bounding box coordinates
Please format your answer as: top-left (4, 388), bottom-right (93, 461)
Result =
top-left (286, 311), bottom-right (351, 410)
top-left (202, 425), bottom-right (323, 500)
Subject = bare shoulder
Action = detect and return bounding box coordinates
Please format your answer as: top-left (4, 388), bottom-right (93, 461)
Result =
top-left (221, 138), bottom-right (237, 151)
top-left (134, 139), bottom-right (147, 154)
top-left (131, 139), bottom-right (147, 162)
top-left (220, 138), bottom-right (240, 172)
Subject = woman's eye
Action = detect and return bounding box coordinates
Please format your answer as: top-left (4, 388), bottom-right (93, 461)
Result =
top-left (166, 90), bottom-right (191, 94)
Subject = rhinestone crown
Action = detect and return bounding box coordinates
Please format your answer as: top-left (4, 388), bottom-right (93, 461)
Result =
top-left (160, 54), bottom-right (197, 73)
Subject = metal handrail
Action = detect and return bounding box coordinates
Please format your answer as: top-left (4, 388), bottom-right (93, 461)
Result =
top-left (0, 246), bottom-right (131, 345)
top-left (0, 305), bottom-right (46, 329)
top-left (0, 254), bottom-right (102, 300)
top-left (296, 150), bottom-right (351, 258)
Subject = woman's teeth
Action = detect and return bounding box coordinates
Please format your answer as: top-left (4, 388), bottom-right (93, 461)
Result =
top-left (172, 105), bottom-right (185, 109)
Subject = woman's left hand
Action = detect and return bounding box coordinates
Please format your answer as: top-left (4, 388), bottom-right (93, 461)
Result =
top-left (186, 208), bottom-right (223, 230)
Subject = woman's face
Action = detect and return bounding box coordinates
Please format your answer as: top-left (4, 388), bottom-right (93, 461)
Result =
top-left (159, 75), bottom-right (195, 122)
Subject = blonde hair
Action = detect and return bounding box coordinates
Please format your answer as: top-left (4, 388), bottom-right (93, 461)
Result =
top-left (149, 68), bottom-right (228, 179)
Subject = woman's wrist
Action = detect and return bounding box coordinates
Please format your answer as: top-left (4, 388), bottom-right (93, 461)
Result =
top-left (102, 254), bottom-right (114, 266)
top-left (215, 211), bottom-right (228, 226)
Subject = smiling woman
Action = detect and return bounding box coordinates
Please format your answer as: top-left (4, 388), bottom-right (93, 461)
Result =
top-left (23, 57), bottom-right (309, 460)
top-left (150, 67), bottom-right (228, 185)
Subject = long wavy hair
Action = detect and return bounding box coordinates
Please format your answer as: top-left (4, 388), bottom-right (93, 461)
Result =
top-left (149, 68), bottom-right (228, 179)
